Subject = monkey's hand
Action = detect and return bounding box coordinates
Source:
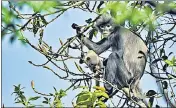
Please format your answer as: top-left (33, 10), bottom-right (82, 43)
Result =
top-left (77, 33), bottom-right (85, 40)
top-left (71, 23), bottom-right (85, 40)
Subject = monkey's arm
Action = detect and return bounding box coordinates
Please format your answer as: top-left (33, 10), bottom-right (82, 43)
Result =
top-left (82, 37), bottom-right (111, 55)
top-left (115, 36), bottom-right (124, 58)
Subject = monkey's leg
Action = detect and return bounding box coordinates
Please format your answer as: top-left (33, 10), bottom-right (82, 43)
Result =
top-left (103, 56), bottom-right (116, 102)
top-left (104, 53), bottom-right (133, 97)
top-left (112, 53), bottom-right (132, 87)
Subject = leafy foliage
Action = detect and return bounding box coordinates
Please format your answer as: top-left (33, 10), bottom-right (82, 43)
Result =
top-left (74, 86), bottom-right (108, 108)
top-left (12, 82), bottom-right (67, 107)
top-left (2, 1), bottom-right (176, 107)
top-left (12, 84), bottom-right (42, 107)
top-left (99, 2), bottom-right (156, 29)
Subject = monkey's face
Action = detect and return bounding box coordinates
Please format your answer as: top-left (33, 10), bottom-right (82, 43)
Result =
top-left (85, 56), bottom-right (100, 72)
top-left (99, 23), bottom-right (114, 38)
top-left (84, 50), bottom-right (100, 68)
top-left (85, 54), bottom-right (99, 65)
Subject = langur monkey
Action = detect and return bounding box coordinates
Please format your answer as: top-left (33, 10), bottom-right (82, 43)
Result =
top-left (84, 50), bottom-right (103, 86)
top-left (78, 14), bottom-right (148, 107)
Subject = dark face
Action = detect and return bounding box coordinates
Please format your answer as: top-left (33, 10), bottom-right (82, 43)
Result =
top-left (95, 14), bottom-right (118, 38)
top-left (98, 22), bottom-right (115, 38)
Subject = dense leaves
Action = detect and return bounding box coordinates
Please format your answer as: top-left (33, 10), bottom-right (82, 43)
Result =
top-left (74, 86), bottom-right (108, 108)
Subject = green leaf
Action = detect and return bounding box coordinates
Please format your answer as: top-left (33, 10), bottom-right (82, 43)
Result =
top-left (28, 96), bottom-right (41, 101)
top-left (44, 97), bottom-right (48, 101)
top-left (169, 2), bottom-right (176, 8)
top-left (171, 56), bottom-right (176, 64)
top-left (99, 8), bottom-right (107, 14)
top-left (148, 97), bottom-right (154, 108)
top-left (96, 101), bottom-right (106, 107)
top-left (93, 86), bottom-right (106, 92)
top-left (27, 1), bottom-right (58, 12)
top-left (42, 101), bottom-right (48, 104)
top-left (93, 30), bottom-right (98, 37)
top-left (20, 94), bottom-right (27, 103)
top-left (144, 6), bottom-right (153, 16)
top-left (14, 85), bottom-right (20, 92)
top-left (2, 5), bottom-right (16, 24)
top-left (94, 91), bottom-right (109, 99)
top-left (91, 94), bottom-right (97, 104)
top-left (76, 91), bottom-right (92, 106)
top-left (165, 60), bottom-right (173, 66)
top-left (88, 29), bottom-right (97, 39)
top-left (53, 86), bottom-right (57, 92)
top-left (54, 99), bottom-right (62, 107)
top-left (110, 9), bottom-right (117, 18)
top-left (130, 9), bottom-right (145, 25)
top-left (18, 33), bottom-right (27, 43)
top-left (96, 8), bottom-right (104, 14)
top-left (49, 93), bottom-right (54, 96)
top-left (59, 89), bottom-right (67, 97)
top-left (43, 66), bottom-right (51, 70)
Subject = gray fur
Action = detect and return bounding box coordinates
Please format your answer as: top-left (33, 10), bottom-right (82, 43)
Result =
top-left (81, 15), bottom-right (148, 106)
top-left (95, 14), bottom-right (118, 34)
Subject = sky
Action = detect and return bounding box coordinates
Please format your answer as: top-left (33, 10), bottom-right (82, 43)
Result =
top-left (2, 2), bottom-right (97, 107)
top-left (2, 1), bottom-right (176, 107)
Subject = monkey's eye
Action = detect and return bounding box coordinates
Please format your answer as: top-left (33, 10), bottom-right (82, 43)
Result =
top-left (100, 25), bottom-right (104, 29)
top-left (106, 24), bottom-right (112, 28)
top-left (86, 57), bottom-right (90, 61)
